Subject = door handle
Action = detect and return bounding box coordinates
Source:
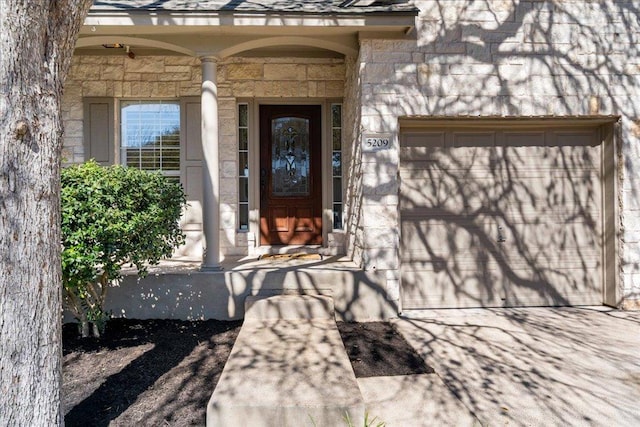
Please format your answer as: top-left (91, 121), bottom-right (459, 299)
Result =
top-left (497, 226), bottom-right (506, 243)
top-left (260, 168), bottom-right (266, 199)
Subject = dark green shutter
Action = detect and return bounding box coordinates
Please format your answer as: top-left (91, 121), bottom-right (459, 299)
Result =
top-left (180, 97), bottom-right (203, 200)
top-left (83, 97), bottom-right (114, 165)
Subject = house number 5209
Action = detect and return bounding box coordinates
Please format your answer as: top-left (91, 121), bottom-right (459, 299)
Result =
top-left (363, 136), bottom-right (391, 152)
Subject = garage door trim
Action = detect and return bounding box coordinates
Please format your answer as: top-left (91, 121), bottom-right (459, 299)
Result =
top-left (398, 117), bottom-right (619, 310)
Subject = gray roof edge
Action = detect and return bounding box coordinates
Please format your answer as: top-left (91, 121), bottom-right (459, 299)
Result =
top-left (89, 1), bottom-right (419, 15)
top-left (89, 9), bottom-right (419, 15)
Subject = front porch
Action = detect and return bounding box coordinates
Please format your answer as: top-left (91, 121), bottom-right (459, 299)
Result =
top-left (66, 3), bottom-right (416, 272)
top-left (61, 1), bottom-right (418, 322)
top-left (110, 254), bottom-right (397, 321)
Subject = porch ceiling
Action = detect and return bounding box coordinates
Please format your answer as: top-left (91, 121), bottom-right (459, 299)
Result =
top-left (79, 1), bottom-right (418, 58)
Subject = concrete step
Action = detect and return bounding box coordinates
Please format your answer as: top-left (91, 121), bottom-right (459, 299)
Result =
top-left (207, 295), bottom-right (365, 427)
top-left (110, 256), bottom-right (397, 323)
top-left (244, 294), bottom-right (335, 321)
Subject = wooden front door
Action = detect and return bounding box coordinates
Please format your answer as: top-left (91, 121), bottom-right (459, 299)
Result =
top-left (260, 105), bottom-right (322, 245)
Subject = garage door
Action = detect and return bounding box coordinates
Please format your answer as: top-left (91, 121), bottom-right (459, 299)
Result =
top-left (400, 125), bottom-right (603, 309)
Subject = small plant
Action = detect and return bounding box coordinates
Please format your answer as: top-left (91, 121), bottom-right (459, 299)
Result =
top-left (61, 160), bottom-right (186, 338)
top-left (308, 411), bottom-right (386, 427)
top-left (344, 412), bottom-right (386, 427)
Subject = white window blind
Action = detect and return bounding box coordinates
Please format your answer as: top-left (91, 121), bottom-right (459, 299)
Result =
top-left (120, 100), bottom-right (180, 180)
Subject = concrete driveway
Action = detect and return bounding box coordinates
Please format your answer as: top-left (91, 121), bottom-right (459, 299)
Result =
top-left (390, 307), bottom-right (640, 426)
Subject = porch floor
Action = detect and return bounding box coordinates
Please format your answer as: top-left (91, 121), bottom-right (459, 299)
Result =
top-left (113, 254), bottom-right (397, 322)
top-left (125, 254), bottom-right (357, 276)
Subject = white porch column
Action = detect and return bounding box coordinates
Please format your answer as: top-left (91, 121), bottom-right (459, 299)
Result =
top-left (200, 56), bottom-right (222, 270)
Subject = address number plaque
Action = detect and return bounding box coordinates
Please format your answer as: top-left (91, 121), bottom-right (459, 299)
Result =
top-left (362, 134), bottom-right (392, 152)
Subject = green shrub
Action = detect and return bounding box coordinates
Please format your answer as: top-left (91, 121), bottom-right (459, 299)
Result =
top-left (61, 160), bottom-right (186, 337)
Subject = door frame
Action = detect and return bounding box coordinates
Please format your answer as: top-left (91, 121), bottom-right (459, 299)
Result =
top-left (242, 98), bottom-right (342, 252)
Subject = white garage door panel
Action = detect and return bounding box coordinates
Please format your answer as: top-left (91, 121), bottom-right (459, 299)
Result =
top-left (401, 217), bottom-right (496, 258)
top-left (498, 232), bottom-right (601, 269)
top-left (400, 127), bottom-right (603, 309)
top-left (402, 260), bottom-right (504, 308)
top-left (500, 269), bottom-right (602, 306)
top-left (402, 219), bottom-right (601, 267)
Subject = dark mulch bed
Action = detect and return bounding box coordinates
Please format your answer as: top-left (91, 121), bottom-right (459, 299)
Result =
top-left (337, 321), bottom-right (434, 378)
top-left (63, 319), bottom-right (432, 426)
top-left (62, 319), bottom-right (242, 427)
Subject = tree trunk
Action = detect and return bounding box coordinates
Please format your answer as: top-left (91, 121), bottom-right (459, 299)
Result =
top-left (81, 318), bottom-right (91, 339)
top-left (0, 1), bottom-right (92, 425)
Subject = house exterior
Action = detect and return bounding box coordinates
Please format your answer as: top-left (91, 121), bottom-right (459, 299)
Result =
top-left (62, 0), bottom-right (640, 320)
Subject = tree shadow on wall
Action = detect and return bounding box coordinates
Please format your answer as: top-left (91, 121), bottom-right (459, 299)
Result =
top-left (398, 129), bottom-right (603, 309)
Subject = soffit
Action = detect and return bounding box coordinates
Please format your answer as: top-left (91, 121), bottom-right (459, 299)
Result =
top-left (85, 0), bottom-right (417, 29)
top-left (75, 32), bottom-right (361, 57)
top-left (80, 1), bottom-right (417, 57)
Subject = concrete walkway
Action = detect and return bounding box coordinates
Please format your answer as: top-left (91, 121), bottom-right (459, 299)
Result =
top-left (207, 295), bottom-right (364, 427)
top-left (357, 374), bottom-right (480, 426)
top-left (208, 303), bottom-right (640, 426)
top-left (392, 307), bottom-right (640, 427)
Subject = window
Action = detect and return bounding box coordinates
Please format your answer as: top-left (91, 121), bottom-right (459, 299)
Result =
top-left (238, 103), bottom-right (249, 231)
top-left (120, 100), bottom-right (180, 180)
top-left (331, 103), bottom-right (343, 229)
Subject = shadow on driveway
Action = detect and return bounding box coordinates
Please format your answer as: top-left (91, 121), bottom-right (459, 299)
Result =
top-left (393, 307), bottom-right (640, 427)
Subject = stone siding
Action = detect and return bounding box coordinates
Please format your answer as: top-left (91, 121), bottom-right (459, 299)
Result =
top-left (63, 56), bottom-right (202, 165)
top-left (342, 56), bottom-right (365, 267)
top-left (62, 0), bottom-right (640, 309)
top-left (348, 0), bottom-right (640, 307)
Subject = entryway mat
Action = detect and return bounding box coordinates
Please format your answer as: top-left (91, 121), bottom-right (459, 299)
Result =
top-left (257, 253), bottom-right (322, 261)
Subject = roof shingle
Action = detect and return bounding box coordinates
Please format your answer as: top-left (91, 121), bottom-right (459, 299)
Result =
top-left (91, 0), bottom-right (418, 14)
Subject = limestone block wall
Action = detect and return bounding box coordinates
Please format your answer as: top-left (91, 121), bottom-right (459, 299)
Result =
top-left (62, 55), bottom-right (346, 258)
top-left (352, 0), bottom-right (640, 307)
top-left (342, 56), bottom-right (365, 266)
top-left (62, 55), bottom-right (203, 165)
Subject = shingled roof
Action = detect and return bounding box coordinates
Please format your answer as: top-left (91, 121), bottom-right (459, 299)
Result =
top-left (90, 0), bottom-right (418, 14)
